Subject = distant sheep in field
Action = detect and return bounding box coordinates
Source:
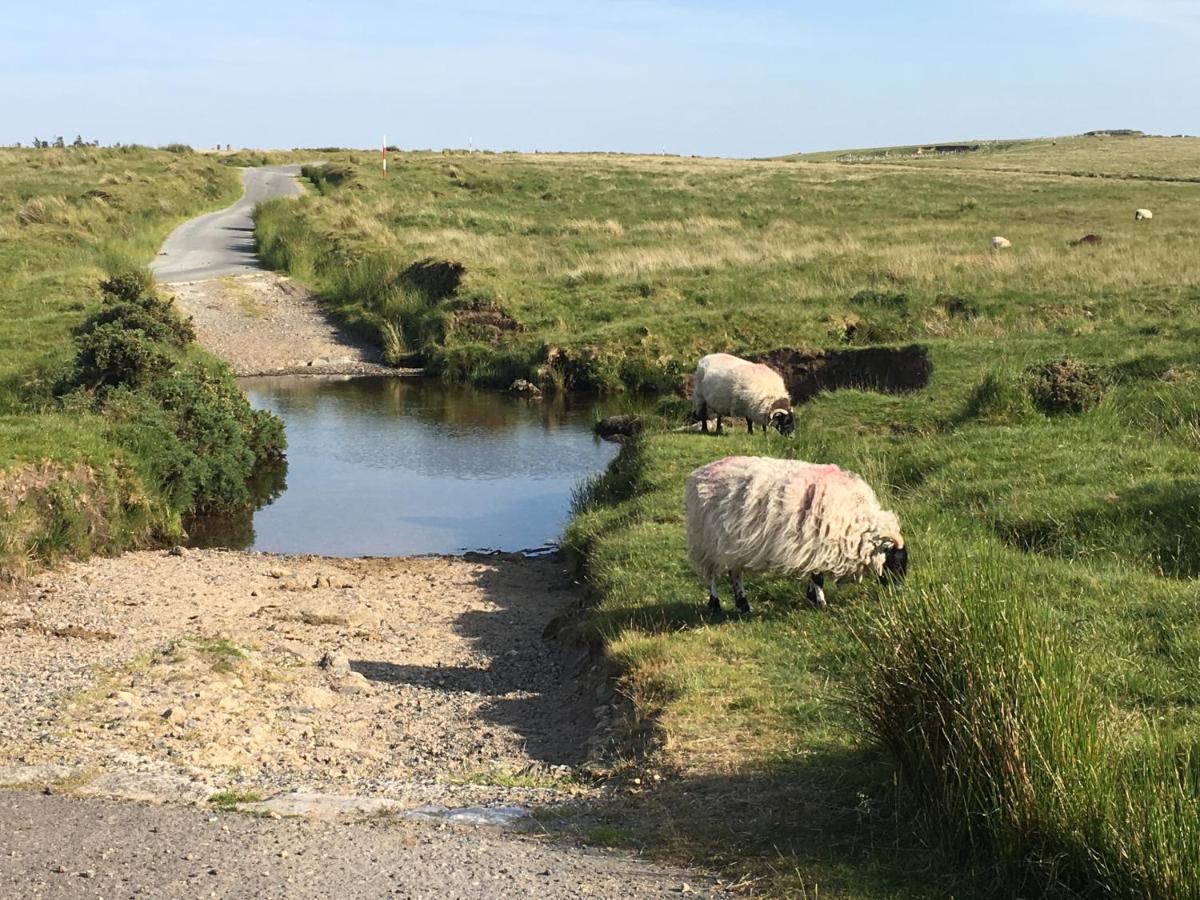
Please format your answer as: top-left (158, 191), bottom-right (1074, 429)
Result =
top-left (686, 456), bottom-right (908, 613)
top-left (1135, 208), bottom-right (1154, 221)
top-left (690, 353), bottom-right (795, 436)
top-left (991, 236), bottom-right (1012, 250)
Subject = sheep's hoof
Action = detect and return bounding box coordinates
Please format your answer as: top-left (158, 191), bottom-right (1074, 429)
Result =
top-left (707, 595), bottom-right (721, 613)
top-left (734, 598), bottom-right (750, 615)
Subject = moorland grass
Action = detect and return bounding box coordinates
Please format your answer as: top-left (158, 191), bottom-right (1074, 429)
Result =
top-left (254, 140), bottom-right (1200, 392)
top-left (252, 138), bottom-right (1200, 894)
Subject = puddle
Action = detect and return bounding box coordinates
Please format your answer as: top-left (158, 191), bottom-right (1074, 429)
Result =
top-left (187, 376), bottom-right (633, 557)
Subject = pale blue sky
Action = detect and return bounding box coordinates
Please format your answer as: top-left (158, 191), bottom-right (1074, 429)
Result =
top-left (2, 0), bottom-right (1197, 156)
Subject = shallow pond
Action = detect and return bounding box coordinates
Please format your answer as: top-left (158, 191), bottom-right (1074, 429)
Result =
top-left (187, 376), bottom-right (632, 556)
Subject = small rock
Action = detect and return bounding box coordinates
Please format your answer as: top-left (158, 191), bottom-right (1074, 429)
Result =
top-left (168, 546), bottom-right (186, 557)
top-left (508, 379), bottom-right (543, 398)
top-left (317, 652), bottom-right (351, 676)
top-left (332, 672), bottom-right (373, 695)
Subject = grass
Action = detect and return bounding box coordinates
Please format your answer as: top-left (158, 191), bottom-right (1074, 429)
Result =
top-left (252, 140), bottom-right (1200, 391)
top-left (248, 136), bottom-right (1200, 895)
top-left (208, 788), bottom-right (265, 810)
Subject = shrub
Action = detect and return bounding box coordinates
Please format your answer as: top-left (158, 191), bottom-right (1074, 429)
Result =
top-left (60, 277), bottom-right (287, 515)
top-left (104, 365), bottom-right (285, 513)
top-left (99, 266), bottom-right (156, 302)
top-left (73, 323), bottom-right (177, 391)
top-left (80, 296), bottom-right (196, 350)
top-left (161, 143), bottom-right (194, 154)
top-left (1026, 358), bottom-right (1106, 415)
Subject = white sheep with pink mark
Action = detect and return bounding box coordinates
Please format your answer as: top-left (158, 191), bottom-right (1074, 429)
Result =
top-left (685, 456), bottom-right (908, 613)
top-left (690, 353), bottom-right (795, 436)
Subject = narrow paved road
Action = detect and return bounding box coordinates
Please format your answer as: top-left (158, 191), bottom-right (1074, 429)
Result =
top-left (151, 165), bottom-right (303, 283)
top-left (0, 791), bottom-right (710, 899)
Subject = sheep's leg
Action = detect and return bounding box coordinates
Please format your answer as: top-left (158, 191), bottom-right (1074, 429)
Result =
top-left (697, 402), bottom-right (708, 433)
top-left (707, 577), bottom-right (721, 612)
top-left (715, 415), bottom-right (724, 436)
top-left (732, 571), bottom-right (749, 613)
top-left (747, 419), bottom-right (754, 434)
top-left (806, 574), bottom-right (827, 610)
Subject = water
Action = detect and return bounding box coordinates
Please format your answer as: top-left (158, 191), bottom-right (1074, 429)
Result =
top-left (187, 376), bottom-right (628, 556)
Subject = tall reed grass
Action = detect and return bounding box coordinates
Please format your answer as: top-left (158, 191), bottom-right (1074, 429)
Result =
top-left (856, 542), bottom-right (1200, 896)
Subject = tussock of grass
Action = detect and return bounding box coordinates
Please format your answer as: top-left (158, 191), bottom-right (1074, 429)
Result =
top-left (858, 558), bottom-right (1200, 896)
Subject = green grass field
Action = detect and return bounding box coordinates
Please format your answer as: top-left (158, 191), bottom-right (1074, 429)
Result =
top-left (256, 137), bottom-right (1200, 895)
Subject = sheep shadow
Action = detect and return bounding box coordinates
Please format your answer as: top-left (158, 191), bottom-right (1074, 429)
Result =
top-left (349, 555), bottom-right (599, 768)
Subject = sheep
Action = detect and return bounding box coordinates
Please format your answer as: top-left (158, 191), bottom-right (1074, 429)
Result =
top-left (1135, 208), bottom-right (1153, 221)
top-left (685, 456), bottom-right (907, 613)
top-left (690, 353), bottom-right (795, 436)
top-left (991, 236), bottom-right (1012, 250)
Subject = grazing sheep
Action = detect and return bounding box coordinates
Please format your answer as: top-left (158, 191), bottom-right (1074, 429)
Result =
top-left (991, 236), bottom-right (1012, 250)
top-left (1071, 233), bottom-right (1103, 247)
top-left (691, 353), bottom-right (795, 436)
top-left (1135, 208), bottom-right (1154, 221)
top-left (686, 456), bottom-right (907, 613)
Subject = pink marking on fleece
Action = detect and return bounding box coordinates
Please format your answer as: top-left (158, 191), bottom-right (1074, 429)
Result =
top-left (702, 456), bottom-right (746, 478)
top-left (788, 464), bottom-right (850, 491)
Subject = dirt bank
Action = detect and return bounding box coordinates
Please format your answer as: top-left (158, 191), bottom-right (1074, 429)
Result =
top-left (164, 273), bottom-right (415, 377)
top-left (0, 551), bottom-right (609, 811)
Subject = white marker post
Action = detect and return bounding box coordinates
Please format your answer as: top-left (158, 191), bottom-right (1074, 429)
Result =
top-left (382, 136), bottom-right (388, 178)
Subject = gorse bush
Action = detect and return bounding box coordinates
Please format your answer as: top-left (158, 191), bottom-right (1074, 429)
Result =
top-left (82, 296), bottom-right (196, 351)
top-left (99, 266), bottom-right (157, 302)
top-left (1026, 357), bottom-right (1107, 415)
top-left (60, 275), bottom-right (285, 514)
top-left (73, 323), bottom-right (176, 391)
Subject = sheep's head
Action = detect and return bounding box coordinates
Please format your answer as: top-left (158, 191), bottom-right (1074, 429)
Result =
top-left (878, 538), bottom-right (908, 585)
top-left (769, 408), bottom-right (795, 437)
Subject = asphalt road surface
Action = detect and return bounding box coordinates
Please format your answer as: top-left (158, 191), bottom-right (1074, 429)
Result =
top-left (151, 165), bottom-right (303, 283)
top-left (0, 791), bottom-right (713, 899)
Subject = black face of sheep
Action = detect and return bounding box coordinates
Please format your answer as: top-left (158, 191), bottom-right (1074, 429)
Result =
top-left (881, 545), bottom-right (908, 584)
top-left (770, 409), bottom-right (795, 436)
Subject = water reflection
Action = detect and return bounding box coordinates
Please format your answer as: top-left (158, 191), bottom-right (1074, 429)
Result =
top-left (188, 376), bottom-right (629, 557)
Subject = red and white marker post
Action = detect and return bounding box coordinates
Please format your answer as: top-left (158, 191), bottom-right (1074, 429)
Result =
top-left (382, 136), bottom-right (388, 177)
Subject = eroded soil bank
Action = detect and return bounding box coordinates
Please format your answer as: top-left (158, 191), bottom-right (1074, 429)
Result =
top-left (0, 550), bottom-right (610, 812)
